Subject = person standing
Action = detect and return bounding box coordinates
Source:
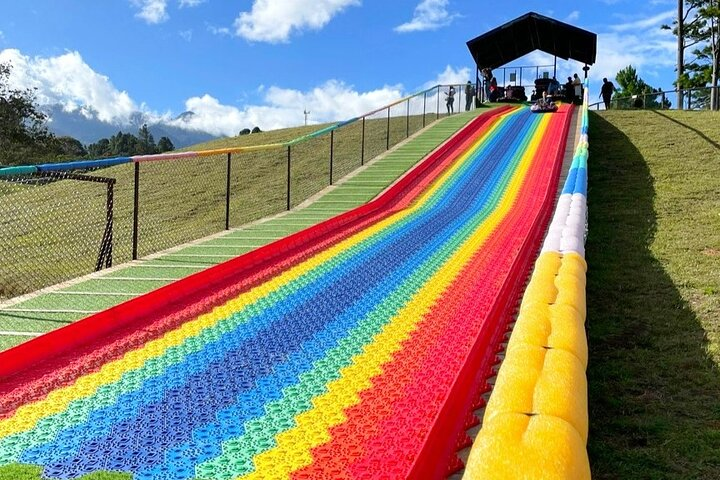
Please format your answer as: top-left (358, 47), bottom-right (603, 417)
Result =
top-left (482, 68), bottom-right (492, 102)
top-left (446, 86), bottom-right (455, 114)
top-left (599, 77), bottom-right (616, 109)
top-left (489, 77), bottom-right (498, 102)
top-left (572, 73), bottom-right (583, 104)
top-left (565, 77), bottom-right (574, 103)
top-left (547, 76), bottom-right (560, 98)
top-left (465, 81), bottom-right (474, 111)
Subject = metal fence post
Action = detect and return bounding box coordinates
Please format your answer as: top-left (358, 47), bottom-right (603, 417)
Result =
top-left (453, 85), bottom-right (462, 113)
top-left (386, 107), bottom-right (390, 150)
top-left (132, 162), bottom-right (140, 260)
top-left (361, 116), bottom-right (366, 165)
top-left (405, 98), bottom-right (410, 138)
top-left (225, 152), bottom-right (231, 230)
top-left (96, 178), bottom-right (115, 270)
top-left (436, 85), bottom-right (440, 119)
top-left (329, 129), bottom-right (334, 185)
top-left (422, 92), bottom-right (427, 127)
top-left (286, 146), bottom-right (291, 210)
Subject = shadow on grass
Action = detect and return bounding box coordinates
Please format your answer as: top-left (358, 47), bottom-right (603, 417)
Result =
top-left (586, 113), bottom-right (720, 479)
top-left (649, 110), bottom-right (720, 151)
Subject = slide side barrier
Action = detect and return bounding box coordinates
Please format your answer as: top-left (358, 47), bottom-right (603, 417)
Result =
top-left (0, 107), bottom-right (514, 400)
top-left (463, 87), bottom-right (591, 479)
top-left (409, 104), bottom-right (575, 478)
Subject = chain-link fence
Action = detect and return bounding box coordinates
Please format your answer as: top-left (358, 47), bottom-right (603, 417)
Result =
top-left (0, 84), bottom-right (478, 301)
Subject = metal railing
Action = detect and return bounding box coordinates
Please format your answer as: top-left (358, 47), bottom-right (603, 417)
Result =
top-left (588, 86), bottom-right (720, 111)
top-left (0, 84), bottom-right (479, 301)
top-left (477, 64), bottom-right (557, 103)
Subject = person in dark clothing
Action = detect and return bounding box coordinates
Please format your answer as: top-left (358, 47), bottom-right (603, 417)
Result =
top-left (565, 77), bottom-right (575, 103)
top-left (446, 86), bottom-right (455, 114)
top-left (481, 68), bottom-right (492, 102)
top-left (465, 81), bottom-right (475, 111)
top-left (489, 77), bottom-right (498, 102)
top-left (599, 77), bottom-right (616, 109)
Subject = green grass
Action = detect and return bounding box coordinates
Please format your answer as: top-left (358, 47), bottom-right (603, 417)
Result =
top-left (0, 111), bottom-right (444, 300)
top-left (586, 110), bottom-right (720, 479)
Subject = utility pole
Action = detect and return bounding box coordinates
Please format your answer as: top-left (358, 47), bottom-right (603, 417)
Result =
top-left (678, 0), bottom-right (685, 109)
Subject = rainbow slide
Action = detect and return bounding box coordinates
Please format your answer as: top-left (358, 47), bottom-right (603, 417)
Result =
top-left (464, 87), bottom-right (591, 479)
top-left (0, 104), bottom-right (572, 480)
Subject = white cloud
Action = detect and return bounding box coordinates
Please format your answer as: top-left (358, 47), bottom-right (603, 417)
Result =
top-left (565, 11), bottom-right (580, 22)
top-left (395, 0), bottom-right (458, 33)
top-left (1, 48), bottom-right (454, 138)
top-left (0, 48), bottom-right (140, 124)
top-left (169, 80), bottom-right (403, 136)
top-left (207, 24), bottom-right (231, 36)
top-left (234, 0), bottom-right (360, 43)
top-left (0, 31), bottom-right (4, 41)
top-left (131, 0), bottom-right (169, 24)
top-left (423, 65), bottom-right (472, 88)
top-left (610, 9), bottom-right (674, 32)
top-left (179, 0), bottom-right (205, 7)
top-left (179, 29), bottom-right (193, 42)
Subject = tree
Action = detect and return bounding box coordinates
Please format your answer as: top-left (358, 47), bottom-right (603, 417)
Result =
top-left (663, 0), bottom-right (720, 109)
top-left (613, 65), bottom-right (672, 109)
top-left (137, 123), bottom-right (157, 155)
top-left (157, 136), bottom-right (174, 153)
top-left (53, 136), bottom-right (87, 158)
top-left (251, 126), bottom-right (262, 134)
top-left (0, 62), bottom-right (57, 165)
top-left (238, 128), bottom-right (251, 136)
top-left (87, 138), bottom-right (111, 158)
top-left (108, 131), bottom-right (140, 157)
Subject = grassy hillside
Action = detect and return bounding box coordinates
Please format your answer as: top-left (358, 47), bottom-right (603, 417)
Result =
top-left (586, 110), bottom-right (720, 479)
top-left (0, 112), bottom-right (435, 300)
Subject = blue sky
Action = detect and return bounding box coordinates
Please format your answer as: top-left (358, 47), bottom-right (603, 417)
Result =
top-left (0, 0), bottom-right (679, 135)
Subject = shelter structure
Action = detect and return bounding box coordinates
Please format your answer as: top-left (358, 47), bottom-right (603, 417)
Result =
top-left (467, 12), bottom-right (597, 101)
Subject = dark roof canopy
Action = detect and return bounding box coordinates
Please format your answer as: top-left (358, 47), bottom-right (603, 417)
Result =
top-left (466, 12), bottom-right (597, 70)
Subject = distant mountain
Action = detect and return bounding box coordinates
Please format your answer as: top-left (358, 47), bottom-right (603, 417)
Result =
top-left (44, 105), bottom-right (218, 149)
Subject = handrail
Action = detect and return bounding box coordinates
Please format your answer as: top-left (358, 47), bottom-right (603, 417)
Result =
top-left (0, 84), bottom-right (457, 175)
top-left (588, 85), bottom-right (719, 110)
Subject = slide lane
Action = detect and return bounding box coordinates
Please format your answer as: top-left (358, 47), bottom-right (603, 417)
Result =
top-left (0, 104), bottom-right (572, 480)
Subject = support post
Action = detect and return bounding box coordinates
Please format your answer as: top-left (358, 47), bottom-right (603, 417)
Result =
top-left (436, 85), bottom-right (440, 119)
top-left (132, 162), bottom-right (139, 260)
top-left (386, 107), bottom-right (390, 150)
top-left (422, 92), bottom-right (427, 127)
top-left (329, 129), bottom-right (334, 185)
top-left (406, 99), bottom-right (410, 138)
top-left (361, 116), bottom-right (366, 165)
top-left (225, 152), bottom-right (231, 230)
top-left (286, 145), bottom-right (291, 210)
top-left (95, 179), bottom-right (115, 271)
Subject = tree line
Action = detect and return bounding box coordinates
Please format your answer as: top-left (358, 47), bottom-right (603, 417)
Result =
top-left (0, 62), bottom-right (174, 167)
top-left (87, 125), bottom-right (174, 158)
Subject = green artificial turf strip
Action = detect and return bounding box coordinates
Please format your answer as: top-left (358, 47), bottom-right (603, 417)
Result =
top-left (0, 110), bottom-right (486, 352)
top-left (586, 110), bottom-right (720, 479)
top-left (0, 464), bottom-right (132, 480)
top-left (0, 112), bottom-right (466, 300)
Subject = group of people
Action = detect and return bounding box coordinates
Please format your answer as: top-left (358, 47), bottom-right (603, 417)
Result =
top-left (444, 81), bottom-right (477, 114)
top-left (443, 69), bottom-right (617, 113)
